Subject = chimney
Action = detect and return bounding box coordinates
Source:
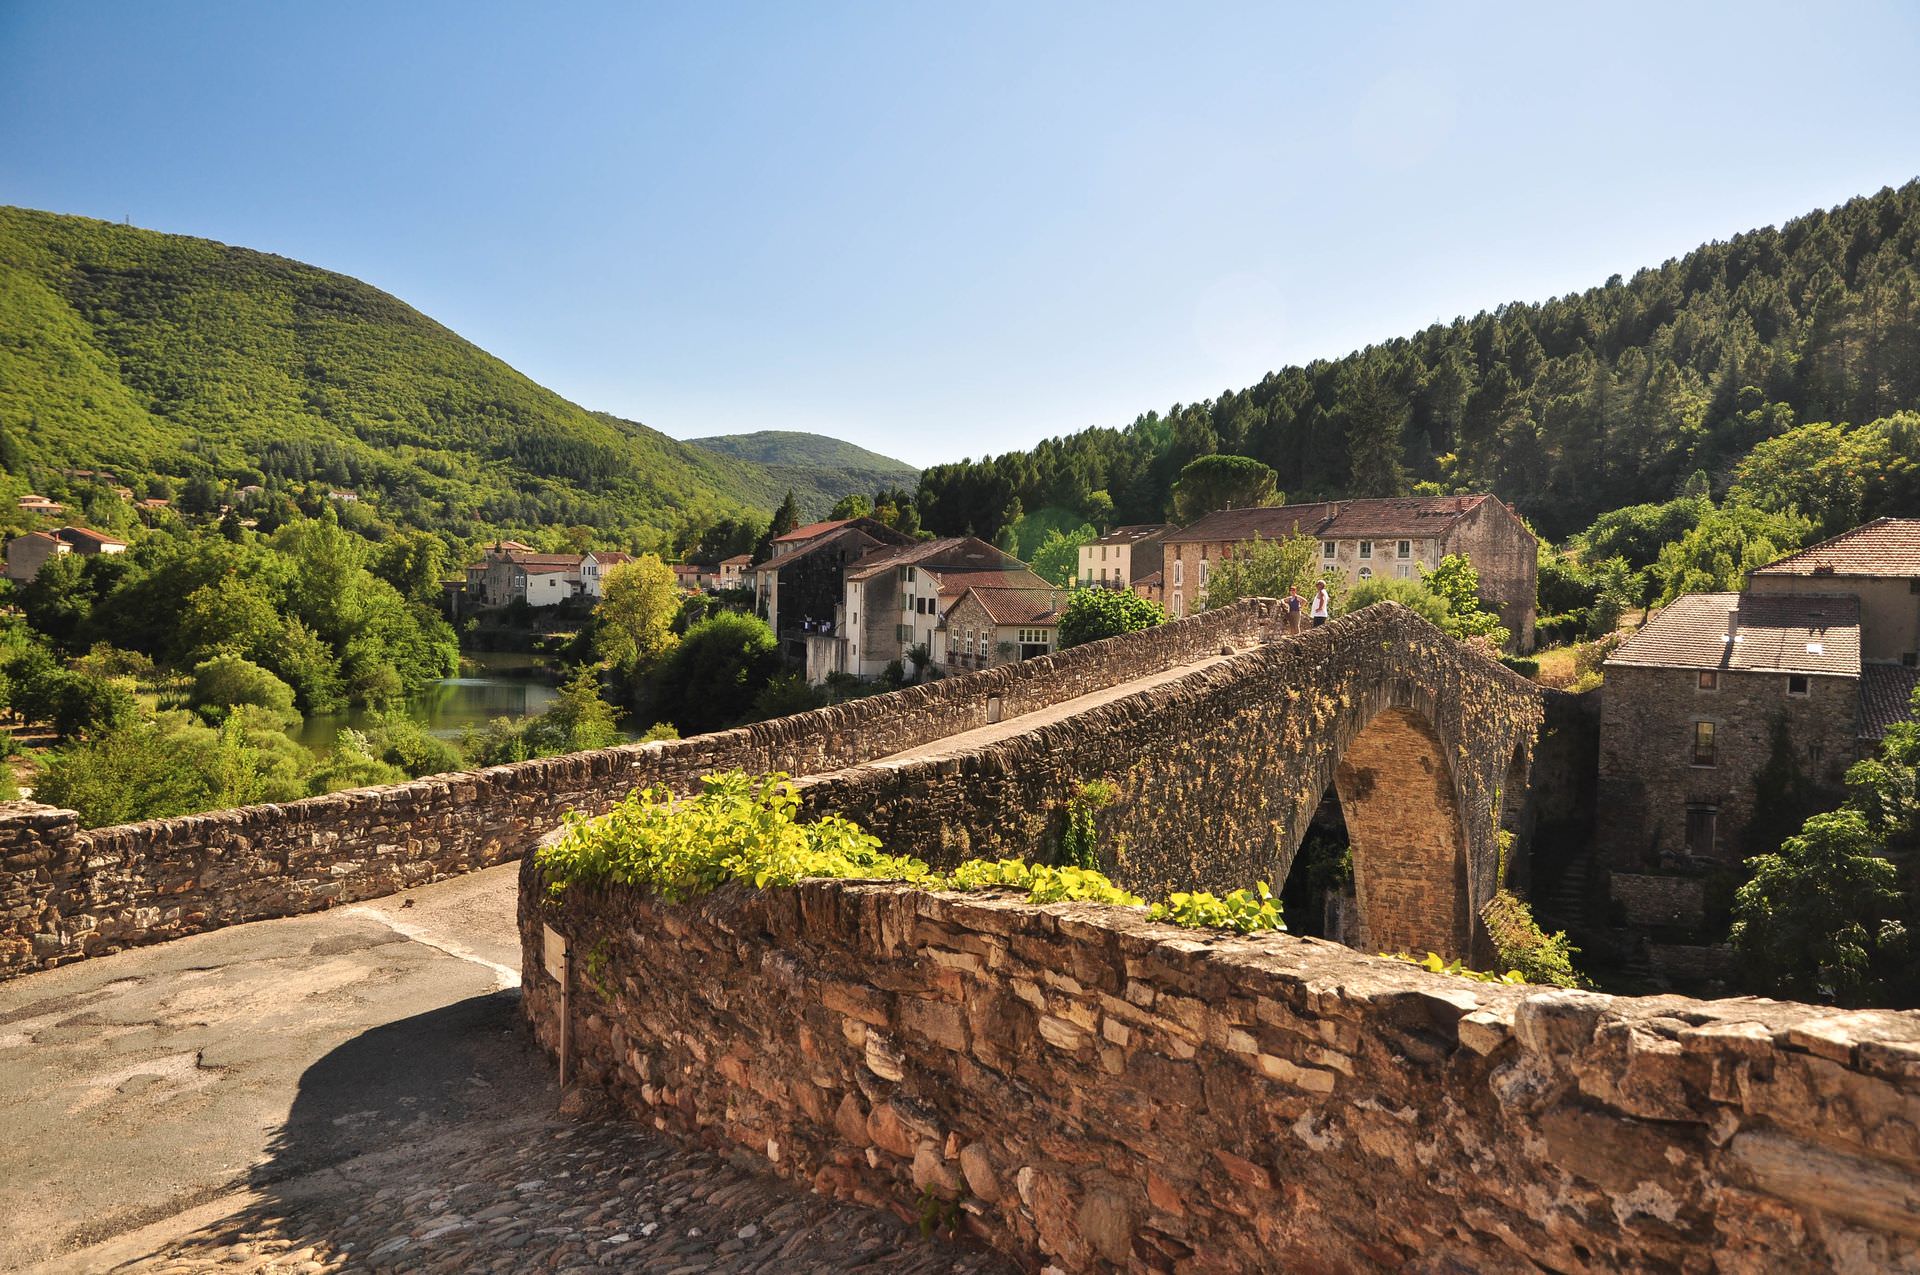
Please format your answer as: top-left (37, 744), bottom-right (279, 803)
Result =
top-left (1726, 604), bottom-right (1740, 643)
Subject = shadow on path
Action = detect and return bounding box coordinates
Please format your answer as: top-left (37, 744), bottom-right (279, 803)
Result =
top-left (108, 993), bottom-right (1008, 1275)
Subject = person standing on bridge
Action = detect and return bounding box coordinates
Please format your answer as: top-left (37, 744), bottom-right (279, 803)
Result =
top-left (1310, 580), bottom-right (1329, 627)
top-left (1285, 584), bottom-right (1303, 633)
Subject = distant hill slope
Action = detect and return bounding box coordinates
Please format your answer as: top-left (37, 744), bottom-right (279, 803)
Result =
top-left (688, 430), bottom-right (918, 516)
top-left (0, 206), bottom-right (879, 543)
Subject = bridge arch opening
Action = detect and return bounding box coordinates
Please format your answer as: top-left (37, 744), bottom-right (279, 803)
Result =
top-left (1277, 701), bottom-right (1473, 960)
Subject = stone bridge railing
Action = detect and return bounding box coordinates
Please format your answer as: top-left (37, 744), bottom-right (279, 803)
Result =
top-left (1, 600), bottom-right (1280, 979)
top-left (522, 866), bottom-right (1920, 1274)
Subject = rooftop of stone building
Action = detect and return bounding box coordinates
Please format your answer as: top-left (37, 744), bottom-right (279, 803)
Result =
top-left (1861, 663), bottom-right (1920, 740)
top-left (1608, 591), bottom-right (1861, 677)
top-left (1091, 523), bottom-right (1173, 546)
top-left (951, 585), bottom-right (1063, 626)
top-left (844, 536), bottom-right (1001, 580)
top-left (1752, 517), bottom-right (1920, 578)
top-left (1162, 495), bottom-right (1512, 545)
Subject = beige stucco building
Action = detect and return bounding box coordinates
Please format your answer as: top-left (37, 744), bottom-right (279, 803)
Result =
top-left (1077, 524), bottom-right (1173, 591)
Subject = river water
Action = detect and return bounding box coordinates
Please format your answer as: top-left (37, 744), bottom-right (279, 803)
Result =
top-left (288, 651), bottom-right (561, 756)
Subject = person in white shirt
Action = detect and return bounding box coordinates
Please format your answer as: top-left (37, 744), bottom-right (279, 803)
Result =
top-left (1309, 581), bottom-right (1330, 626)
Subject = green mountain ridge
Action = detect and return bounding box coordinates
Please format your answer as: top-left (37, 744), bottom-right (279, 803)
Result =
top-left (0, 206), bottom-right (881, 546)
top-left (686, 429), bottom-right (919, 518)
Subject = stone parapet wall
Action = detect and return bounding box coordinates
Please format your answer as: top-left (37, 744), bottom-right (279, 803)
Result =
top-left (523, 865), bottom-right (1920, 1274)
top-left (1, 602), bottom-right (1279, 979)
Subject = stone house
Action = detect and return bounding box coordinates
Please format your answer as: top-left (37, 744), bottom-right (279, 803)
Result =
top-left (1597, 592), bottom-right (1866, 879)
top-left (463, 543), bottom-right (590, 609)
top-left (1158, 495), bottom-right (1537, 648)
top-left (814, 537), bottom-right (1034, 683)
top-left (752, 518), bottom-right (913, 665)
top-left (4, 525), bottom-right (129, 582)
top-left (1746, 518), bottom-right (1920, 668)
top-left (1077, 524), bottom-right (1173, 591)
top-left (940, 585), bottom-right (1063, 673)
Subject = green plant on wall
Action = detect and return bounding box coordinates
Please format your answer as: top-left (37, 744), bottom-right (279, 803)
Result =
top-left (1480, 890), bottom-right (1585, 988)
top-left (1149, 883), bottom-right (1285, 934)
top-left (1055, 778), bottom-right (1118, 869)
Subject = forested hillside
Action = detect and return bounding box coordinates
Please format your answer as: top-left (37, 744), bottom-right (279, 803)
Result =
top-left (681, 429), bottom-right (917, 518)
top-left (917, 182), bottom-right (1920, 542)
top-left (0, 206), bottom-right (863, 546)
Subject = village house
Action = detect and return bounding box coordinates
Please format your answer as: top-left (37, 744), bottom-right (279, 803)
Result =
top-left (1158, 495), bottom-right (1538, 648)
top-left (1078, 524), bottom-right (1174, 591)
top-left (1594, 523), bottom-right (1920, 975)
top-left (461, 542), bottom-right (630, 609)
top-left (816, 537), bottom-right (1037, 683)
top-left (576, 550), bottom-right (632, 599)
top-left (3, 525), bottom-right (129, 582)
top-left (16, 495), bottom-right (64, 516)
top-left (668, 562), bottom-right (708, 592)
top-left (941, 584), bottom-right (1062, 674)
top-left (716, 553), bottom-right (753, 590)
top-left (1745, 518), bottom-right (1920, 668)
top-left (1597, 592), bottom-right (1868, 874)
top-left (751, 518), bottom-right (914, 664)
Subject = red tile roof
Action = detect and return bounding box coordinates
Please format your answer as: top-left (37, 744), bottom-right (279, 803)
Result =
top-left (1607, 592), bottom-right (1861, 677)
top-left (1751, 518), bottom-right (1920, 579)
top-left (593, 551), bottom-right (634, 565)
top-left (957, 586), bottom-right (1063, 626)
top-left (54, 526), bottom-right (128, 550)
top-left (719, 553), bottom-right (753, 566)
top-left (773, 518), bottom-right (855, 543)
top-left (1860, 665), bottom-right (1920, 740)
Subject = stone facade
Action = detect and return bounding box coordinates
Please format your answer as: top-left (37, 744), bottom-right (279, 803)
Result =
top-left (1160, 496), bottom-right (1537, 649)
top-left (1596, 663), bottom-right (1858, 873)
top-left (522, 869), bottom-right (1920, 1274)
top-left (796, 604), bottom-right (1542, 960)
top-left (1, 601), bottom-right (1283, 979)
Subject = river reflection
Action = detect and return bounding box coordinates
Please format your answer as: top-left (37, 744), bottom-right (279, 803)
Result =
top-left (287, 652), bottom-right (561, 755)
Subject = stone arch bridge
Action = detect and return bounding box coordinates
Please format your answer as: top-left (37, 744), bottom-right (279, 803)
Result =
top-left (1, 600), bottom-right (1541, 978)
top-left (794, 603), bottom-right (1543, 959)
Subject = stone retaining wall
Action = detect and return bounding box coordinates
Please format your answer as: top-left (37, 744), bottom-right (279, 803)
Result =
top-left (523, 865), bottom-right (1920, 1273)
top-left (1, 602), bottom-right (1277, 979)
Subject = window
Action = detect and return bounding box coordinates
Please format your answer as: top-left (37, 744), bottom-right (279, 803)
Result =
top-left (1358, 541), bottom-right (1373, 559)
top-left (1697, 670), bottom-right (1718, 691)
top-left (1018, 627), bottom-right (1051, 646)
top-left (1692, 721), bottom-right (1717, 767)
top-left (1394, 564), bottom-right (1411, 578)
top-left (1911, 579), bottom-right (1920, 594)
top-left (1322, 540), bottom-right (1336, 560)
top-left (1101, 546), bottom-right (1108, 561)
top-left (1906, 653), bottom-right (1918, 668)
top-left (1173, 560), bottom-right (1184, 586)
top-left (1357, 567), bottom-right (1372, 580)
top-left (1685, 806), bottom-right (1717, 857)
top-left (1808, 742), bottom-right (1824, 765)
top-left (1172, 592), bottom-right (1184, 618)
top-left (1787, 674), bottom-right (1810, 696)
top-left (1198, 560), bottom-right (1209, 587)
top-left (1397, 540), bottom-right (1411, 560)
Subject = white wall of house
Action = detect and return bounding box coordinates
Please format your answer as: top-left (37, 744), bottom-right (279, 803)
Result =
top-left (1078, 541), bottom-right (1137, 588)
top-left (522, 571), bottom-right (576, 607)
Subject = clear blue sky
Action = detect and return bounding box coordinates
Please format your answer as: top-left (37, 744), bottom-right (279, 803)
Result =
top-left (4, 2), bottom-right (1918, 468)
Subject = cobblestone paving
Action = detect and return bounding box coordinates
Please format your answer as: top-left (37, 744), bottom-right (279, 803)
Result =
top-left (118, 1111), bottom-right (1009, 1275)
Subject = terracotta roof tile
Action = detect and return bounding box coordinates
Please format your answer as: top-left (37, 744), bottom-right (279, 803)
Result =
top-left (1162, 495), bottom-right (1516, 545)
top-left (1860, 665), bottom-right (1920, 740)
top-left (1163, 502), bottom-right (1342, 545)
top-left (959, 586), bottom-right (1063, 626)
top-left (773, 518), bottom-right (855, 543)
top-left (1751, 518), bottom-right (1920, 579)
top-left (1607, 592), bottom-right (1861, 677)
